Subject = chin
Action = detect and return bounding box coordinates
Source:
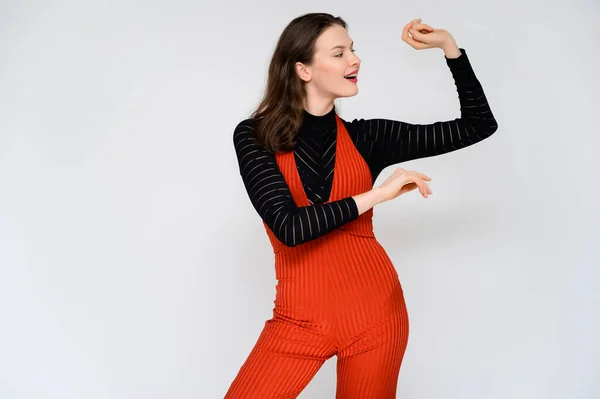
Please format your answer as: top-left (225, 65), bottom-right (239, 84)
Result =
top-left (337, 88), bottom-right (359, 98)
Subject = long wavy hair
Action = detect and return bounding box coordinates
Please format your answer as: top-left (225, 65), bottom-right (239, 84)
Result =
top-left (250, 13), bottom-right (348, 153)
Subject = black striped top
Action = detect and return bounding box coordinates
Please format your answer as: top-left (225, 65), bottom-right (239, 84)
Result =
top-left (233, 48), bottom-right (498, 247)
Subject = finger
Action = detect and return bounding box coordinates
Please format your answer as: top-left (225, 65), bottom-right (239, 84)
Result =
top-left (418, 180), bottom-right (431, 196)
top-left (410, 19), bottom-right (423, 32)
top-left (415, 180), bottom-right (425, 195)
top-left (406, 29), bottom-right (430, 49)
top-left (417, 172), bottom-right (431, 181)
top-left (422, 182), bottom-right (430, 197)
top-left (406, 35), bottom-right (428, 49)
top-left (409, 28), bottom-right (429, 43)
top-left (414, 23), bottom-right (434, 32)
top-left (401, 22), bottom-right (412, 42)
top-left (401, 19), bottom-right (421, 42)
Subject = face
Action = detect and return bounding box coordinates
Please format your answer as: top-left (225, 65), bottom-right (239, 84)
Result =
top-left (296, 24), bottom-right (361, 101)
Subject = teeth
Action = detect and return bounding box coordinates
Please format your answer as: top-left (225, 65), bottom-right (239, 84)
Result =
top-left (345, 75), bottom-right (356, 78)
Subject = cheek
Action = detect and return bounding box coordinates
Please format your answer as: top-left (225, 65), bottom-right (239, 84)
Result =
top-left (324, 62), bottom-right (344, 77)
top-left (314, 59), bottom-right (344, 83)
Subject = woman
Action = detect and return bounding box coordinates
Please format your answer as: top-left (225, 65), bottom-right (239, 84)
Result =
top-left (226, 13), bottom-right (498, 398)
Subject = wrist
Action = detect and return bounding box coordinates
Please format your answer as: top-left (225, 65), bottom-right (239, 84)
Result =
top-left (442, 40), bottom-right (461, 58)
top-left (371, 186), bottom-right (388, 205)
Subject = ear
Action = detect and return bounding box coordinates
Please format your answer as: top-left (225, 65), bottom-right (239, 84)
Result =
top-left (295, 62), bottom-right (311, 82)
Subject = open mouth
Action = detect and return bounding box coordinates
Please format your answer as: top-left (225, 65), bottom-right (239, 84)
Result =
top-left (344, 70), bottom-right (358, 82)
top-left (344, 73), bottom-right (358, 83)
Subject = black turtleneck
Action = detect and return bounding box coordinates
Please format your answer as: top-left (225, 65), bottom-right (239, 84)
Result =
top-left (295, 106), bottom-right (338, 205)
top-left (233, 48), bottom-right (498, 247)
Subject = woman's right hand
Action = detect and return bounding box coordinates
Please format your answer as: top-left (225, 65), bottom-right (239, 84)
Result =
top-left (351, 167), bottom-right (432, 215)
top-left (377, 167), bottom-right (432, 202)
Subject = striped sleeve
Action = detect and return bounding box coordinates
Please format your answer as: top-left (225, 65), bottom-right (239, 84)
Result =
top-left (346, 48), bottom-right (499, 177)
top-left (233, 120), bottom-right (359, 247)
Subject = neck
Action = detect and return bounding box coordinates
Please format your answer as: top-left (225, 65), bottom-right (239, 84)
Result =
top-left (302, 88), bottom-right (335, 116)
top-left (303, 102), bottom-right (334, 116)
top-left (302, 105), bottom-right (337, 130)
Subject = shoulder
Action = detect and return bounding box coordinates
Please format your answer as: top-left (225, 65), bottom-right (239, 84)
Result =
top-left (233, 118), bottom-right (257, 142)
top-left (338, 114), bottom-right (366, 126)
top-left (338, 115), bottom-right (368, 136)
top-left (234, 117), bottom-right (257, 130)
top-left (232, 118), bottom-right (277, 165)
top-left (233, 118), bottom-right (269, 155)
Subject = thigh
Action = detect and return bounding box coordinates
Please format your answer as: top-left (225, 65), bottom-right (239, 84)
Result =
top-left (224, 318), bottom-right (335, 399)
top-left (335, 305), bottom-right (410, 399)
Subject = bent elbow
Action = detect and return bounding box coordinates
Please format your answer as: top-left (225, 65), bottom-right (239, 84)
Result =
top-left (488, 119), bottom-right (499, 134)
top-left (277, 231), bottom-right (298, 247)
top-left (272, 221), bottom-right (301, 248)
top-left (473, 118), bottom-right (499, 141)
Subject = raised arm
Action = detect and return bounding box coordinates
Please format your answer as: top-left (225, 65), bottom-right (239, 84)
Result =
top-left (346, 48), bottom-right (498, 178)
top-left (233, 120), bottom-right (360, 247)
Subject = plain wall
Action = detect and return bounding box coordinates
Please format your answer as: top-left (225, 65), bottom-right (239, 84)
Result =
top-left (1, 0), bottom-right (599, 398)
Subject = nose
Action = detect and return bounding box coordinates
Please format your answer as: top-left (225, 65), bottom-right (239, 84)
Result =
top-left (350, 53), bottom-right (360, 67)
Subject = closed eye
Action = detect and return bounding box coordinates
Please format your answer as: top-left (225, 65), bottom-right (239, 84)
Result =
top-left (335, 49), bottom-right (357, 57)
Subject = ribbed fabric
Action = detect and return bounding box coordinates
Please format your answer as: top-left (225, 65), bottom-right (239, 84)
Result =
top-left (225, 116), bottom-right (409, 399)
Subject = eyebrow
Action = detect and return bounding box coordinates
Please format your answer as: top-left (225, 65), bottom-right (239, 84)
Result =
top-left (330, 41), bottom-right (354, 51)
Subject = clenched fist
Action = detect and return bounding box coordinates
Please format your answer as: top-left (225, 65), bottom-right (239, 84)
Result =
top-left (401, 18), bottom-right (456, 50)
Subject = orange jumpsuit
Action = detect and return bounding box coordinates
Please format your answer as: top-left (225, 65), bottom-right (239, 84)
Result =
top-left (225, 115), bottom-right (409, 398)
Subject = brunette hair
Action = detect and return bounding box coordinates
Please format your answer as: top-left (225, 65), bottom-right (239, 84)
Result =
top-left (250, 13), bottom-right (348, 153)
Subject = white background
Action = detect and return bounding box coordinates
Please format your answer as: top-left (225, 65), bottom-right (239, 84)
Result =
top-left (1, 0), bottom-right (599, 398)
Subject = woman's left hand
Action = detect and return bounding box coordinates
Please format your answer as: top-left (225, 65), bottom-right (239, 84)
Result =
top-left (401, 18), bottom-right (455, 50)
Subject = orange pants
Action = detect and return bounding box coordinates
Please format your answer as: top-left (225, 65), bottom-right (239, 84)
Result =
top-left (224, 233), bottom-right (409, 398)
top-left (225, 115), bottom-right (409, 398)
